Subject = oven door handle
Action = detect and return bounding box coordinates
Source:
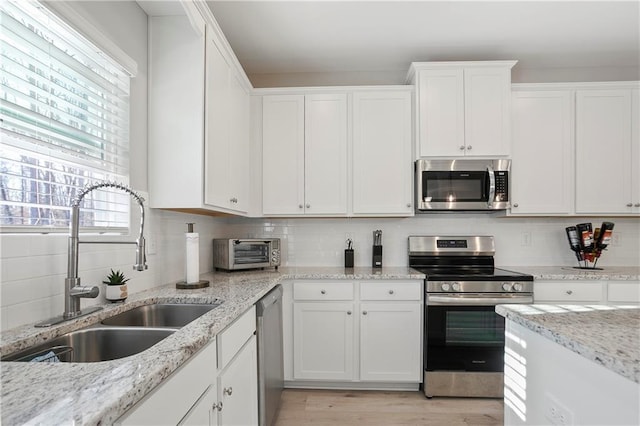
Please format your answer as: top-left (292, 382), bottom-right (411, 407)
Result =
top-left (427, 294), bottom-right (533, 306)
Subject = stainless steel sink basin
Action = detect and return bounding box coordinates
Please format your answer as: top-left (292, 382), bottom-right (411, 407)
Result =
top-left (2, 327), bottom-right (175, 363)
top-left (101, 303), bottom-right (221, 328)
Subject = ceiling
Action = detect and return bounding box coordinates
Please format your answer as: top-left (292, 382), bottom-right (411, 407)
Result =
top-left (140, 1), bottom-right (640, 87)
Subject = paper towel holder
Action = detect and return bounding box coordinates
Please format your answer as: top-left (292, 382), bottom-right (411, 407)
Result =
top-left (176, 222), bottom-right (210, 289)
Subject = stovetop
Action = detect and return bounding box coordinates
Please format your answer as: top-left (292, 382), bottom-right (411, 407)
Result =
top-left (413, 266), bottom-right (534, 282)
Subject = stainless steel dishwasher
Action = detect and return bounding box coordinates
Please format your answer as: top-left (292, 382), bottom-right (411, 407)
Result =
top-left (256, 284), bottom-right (284, 426)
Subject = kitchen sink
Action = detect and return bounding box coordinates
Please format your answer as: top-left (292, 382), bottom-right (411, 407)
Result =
top-left (2, 327), bottom-right (175, 363)
top-left (101, 302), bottom-right (222, 328)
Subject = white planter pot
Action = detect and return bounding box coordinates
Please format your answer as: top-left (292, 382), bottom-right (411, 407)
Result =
top-left (104, 283), bottom-right (128, 302)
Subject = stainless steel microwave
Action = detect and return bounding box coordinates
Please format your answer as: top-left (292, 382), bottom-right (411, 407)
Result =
top-left (415, 159), bottom-right (511, 211)
top-left (213, 239), bottom-right (280, 271)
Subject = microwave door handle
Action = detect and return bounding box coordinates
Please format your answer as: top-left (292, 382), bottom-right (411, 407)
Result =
top-left (487, 165), bottom-right (495, 208)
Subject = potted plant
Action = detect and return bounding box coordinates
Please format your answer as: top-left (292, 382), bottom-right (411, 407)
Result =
top-left (103, 269), bottom-right (129, 302)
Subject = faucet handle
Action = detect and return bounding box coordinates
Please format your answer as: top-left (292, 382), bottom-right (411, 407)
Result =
top-left (134, 236), bottom-right (148, 271)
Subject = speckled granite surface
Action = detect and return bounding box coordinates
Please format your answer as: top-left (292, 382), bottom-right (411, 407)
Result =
top-left (503, 265), bottom-right (640, 281)
top-left (0, 266), bottom-right (422, 426)
top-left (496, 304), bottom-right (640, 384)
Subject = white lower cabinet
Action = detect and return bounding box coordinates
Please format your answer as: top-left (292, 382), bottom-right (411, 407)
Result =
top-left (290, 280), bottom-right (422, 385)
top-left (534, 280), bottom-right (605, 304)
top-left (117, 306), bottom-right (257, 426)
top-left (607, 280), bottom-right (640, 304)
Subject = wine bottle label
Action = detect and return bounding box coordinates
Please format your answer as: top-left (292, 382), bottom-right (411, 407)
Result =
top-left (581, 230), bottom-right (593, 247)
top-left (601, 230), bottom-right (613, 245)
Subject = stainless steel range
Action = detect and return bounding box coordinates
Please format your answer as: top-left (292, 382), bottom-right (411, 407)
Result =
top-left (408, 236), bottom-right (533, 398)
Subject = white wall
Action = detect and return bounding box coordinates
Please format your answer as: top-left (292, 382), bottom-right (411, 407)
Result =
top-left (224, 215), bottom-right (640, 269)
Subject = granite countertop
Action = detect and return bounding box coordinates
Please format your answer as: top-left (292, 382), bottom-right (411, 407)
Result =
top-left (0, 266), bottom-right (422, 425)
top-left (496, 304), bottom-right (640, 384)
top-left (502, 265), bottom-right (640, 281)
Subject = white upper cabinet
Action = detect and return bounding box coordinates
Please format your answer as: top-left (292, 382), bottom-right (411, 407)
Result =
top-left (510, 89), bottom-right (574, 215)
top-left (148, 3), bottom-right (251, 216)
top-left (352, 90), bottom-right (414, 216)
top-left (410, 61), bottom-right (516, 158)
top-left (575, 88), bottom-right (639, 214)
top-left (262, 94), bottom-right (348, 216)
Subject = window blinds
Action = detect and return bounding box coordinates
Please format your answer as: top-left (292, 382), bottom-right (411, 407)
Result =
top-left (0, 0), bottom-right (131, 230)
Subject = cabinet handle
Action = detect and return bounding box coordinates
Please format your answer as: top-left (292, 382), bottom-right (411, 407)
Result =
top-left (513, 203), bottom-right (519, 208)
top-left (320, 289), bottom-right (326, 295)
top-left (459, 145), bottom-right (465, 151)
top-left (467, 145), bottom-right (472, 150)
top-left (306, 203), bottom-right (311, 208)
top-left (347, 310), bottom-right (352, 315)
top-left (223, 386), bottom-right (233, 396)
top-left (388, 289), bottom-right (394, 295)
top-left (299, 204), bottom-right (304, 209)
top-left (635, 203), bottom-right (640, 207)
top-left (362, 311), bottom-right (368, 315)
top-left (213, 401), bottom-right (223, 411)
top-left (566, 290), bottom-right (573, 295)
top-left (627, 203), bottom-right (633, 207)
top-left (406, 203), bottom-right (411, 208)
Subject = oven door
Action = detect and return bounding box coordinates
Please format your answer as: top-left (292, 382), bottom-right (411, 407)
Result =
top-left (232, 240), bottom-right (272, 269)
top-left (425, 293), bottom-right (532, 373)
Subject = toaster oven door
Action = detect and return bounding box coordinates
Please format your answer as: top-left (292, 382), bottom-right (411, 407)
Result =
top-left (232, 240), bottom-right (272, 268)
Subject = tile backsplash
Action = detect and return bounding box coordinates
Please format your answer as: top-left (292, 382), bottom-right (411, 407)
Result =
top-left (1, 212), bottom-right (639, 330)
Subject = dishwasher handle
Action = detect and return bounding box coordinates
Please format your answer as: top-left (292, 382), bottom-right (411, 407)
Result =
top-left (256, 284), bottom-right (283, 315)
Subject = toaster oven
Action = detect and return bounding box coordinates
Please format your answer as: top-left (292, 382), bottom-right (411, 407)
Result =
top-left (213, 239), bottom-right (280, 271)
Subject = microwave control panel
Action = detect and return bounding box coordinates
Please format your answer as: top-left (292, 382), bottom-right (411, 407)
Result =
top-left (494, 171), bottom-right (509, 201)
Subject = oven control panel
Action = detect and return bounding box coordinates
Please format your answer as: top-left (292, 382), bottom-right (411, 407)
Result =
top-left (428, 281), bottom-right (533, 293)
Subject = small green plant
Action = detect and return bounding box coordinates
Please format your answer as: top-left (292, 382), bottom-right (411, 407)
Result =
top-left (104, 269), bottom-right (130, 286)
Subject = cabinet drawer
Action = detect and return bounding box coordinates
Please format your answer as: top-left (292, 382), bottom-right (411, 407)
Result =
top-left (293, 281), bottom-right (354, 301)
top-left (218, 305), bottom-right (256, 369)
top-left (534, 281), bottom-right (604, 303)
top-left (359, 281), bottom-right (422, 301)
top-left (607, 281), bottom-right (640, 303)
top-left (118, 338), bottom-right (217, 425)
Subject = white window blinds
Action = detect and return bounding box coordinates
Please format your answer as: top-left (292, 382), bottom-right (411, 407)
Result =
top-left (0, 0), bottom-right (131, 231)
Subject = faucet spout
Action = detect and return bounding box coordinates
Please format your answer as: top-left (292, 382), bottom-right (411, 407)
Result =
top-left (37, 181), bottom-right (148, 327)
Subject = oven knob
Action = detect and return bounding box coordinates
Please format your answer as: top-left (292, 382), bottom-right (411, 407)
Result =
top-left (440, 283), bottom-right (450, 291)
top-left (502, 282), bottom-right (513, 291)
top-left (513, 283), bottom-right (523, 292)
top-left (451, 282), bottom-right (461, 292)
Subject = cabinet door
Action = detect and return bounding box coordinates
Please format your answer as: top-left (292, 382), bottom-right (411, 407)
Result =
top-left (352, 91), bottom-right (413, 215)
top-left (607, 281), bottom-right (640, 304)
top-left (632, 89), bottom-right (640, 212)
top-left (418, 69), bottom-right (465, 157)
top-left (359, 303), bottom-right (422, 382)
top-left (510, 90), bottom-right (574, 214)
top-left (304, 94), bottom-right (348, 215)
top-left (576, 89), bottom-right (633, 214)
top-left (179, 384), bottom-right (219, 426)
top-left (464, 67), bottom-right (512, 156)
top-left (293, 302), bottom-right (355, 380)
top-left (262, 95), bottom-right (305, 215)
top-left (218, 335), bottom-right (259, 426)
top-left (204, 34), bottom-right (232, 209)
top-left (228, 73), bottom-right (250, 213)
top-left (534, 281), bottom-right (605, 304)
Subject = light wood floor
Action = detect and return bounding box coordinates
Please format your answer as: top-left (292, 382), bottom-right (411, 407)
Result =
top-left (273, 389), bottom-right (504, 426)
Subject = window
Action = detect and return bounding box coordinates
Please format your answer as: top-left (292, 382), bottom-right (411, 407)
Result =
top-left (0, 0), bottom-right (131, 231)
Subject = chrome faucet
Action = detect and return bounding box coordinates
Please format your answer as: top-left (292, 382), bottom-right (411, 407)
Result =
top-left (36, 182), bottom-right (148, 327)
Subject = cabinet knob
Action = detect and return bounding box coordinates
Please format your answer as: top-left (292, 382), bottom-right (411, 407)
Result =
top-left (347, 310), bottom-right (352, 315)
top-left (513, 203), bottom-right (519, 208)
top-left (306, 203), bottom-right (311, 208)
top-left (320, 289), bottom-right (326, 294)
top-left (362, 311), bottom-right (368, 315)
top-left (388, 289), bottom-right (394, 295)
top-left (467, 145), bottom-right (472, 150)
top-left (635, 203), bottom-right (640, 207)
top-left (223, 386), bottom-right (233, 396)
top-left (406, 203), bottom-right (411, 208)
top-left (627, 203), bottom-right (633, 207)
top-left (299, 204), bottom-right (304, 209)
top-left (566, 290), bottom-right (573, 295)
top-left (459, 145), bottom-right (465, 151)
top-left (213, 401), bottom-right (223, 411)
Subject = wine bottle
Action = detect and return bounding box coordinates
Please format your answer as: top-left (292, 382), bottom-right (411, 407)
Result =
top-left (576, 223), bottom-right (594, 252)
top-left (595, 222), bottom-right (615, 251)
top-left (565, 226), bottom-right (583, 261)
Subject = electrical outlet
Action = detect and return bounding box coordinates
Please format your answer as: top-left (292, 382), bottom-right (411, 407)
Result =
top-left (544, 393), bottom-right (574, 425)
top-left (521, 231), bottom-right (531, 247)
top-left (147, 234), bottom-right (157, 255)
